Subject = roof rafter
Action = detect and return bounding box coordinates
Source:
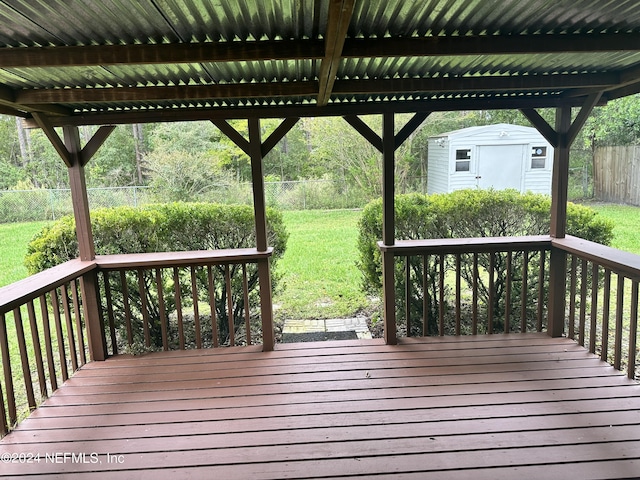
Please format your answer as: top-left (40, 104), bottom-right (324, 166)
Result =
top-left (3, 33), bottom-right (640, 69)
top-left (317, 0), bottom-right (355, 107)
top-left (14, 72), bottom-right (618, 105)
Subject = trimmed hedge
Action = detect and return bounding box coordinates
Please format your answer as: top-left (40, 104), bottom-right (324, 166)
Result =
top-left (26, 203), bottom-right (288, 349)
top-left (357, 189), bottom-right (614, 334)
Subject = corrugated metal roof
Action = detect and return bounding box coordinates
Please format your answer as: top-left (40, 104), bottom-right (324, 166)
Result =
top-left (1, 0), bottom-right (640, 123)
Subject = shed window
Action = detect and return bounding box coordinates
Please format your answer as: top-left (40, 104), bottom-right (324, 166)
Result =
top-left (531, 146), bottom-right (547, 169)
top-left (455, 149), bottom-right (471, 172)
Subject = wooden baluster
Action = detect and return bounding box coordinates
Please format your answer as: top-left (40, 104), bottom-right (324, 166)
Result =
top-left (173, 267), bottom-right (185, 350)
top-left (242, 264), bottom-right (251, 345)
top-left (521, 251), bottom-right (528, 332)
top-left (190, 266), bottom-right (202, 349)
top-left (422, 255), bottom-right (428, 336)
top-left (578, 258), bottom-right (588, 346)
top-left (26, 300), bottom-right (47, 399)
top-left (505, 251), bottom-right (512, 334)
top-left (0, 312), bottom-right (16, 428)
top-left (537, 251), bottom-right (545, 332)
top-left (137, 270), bottom-right (151, 348)
top-left (156, 269), bottom-right (168, 351)
top-left (488, 252), bottom-right (495, 334)
top-left (225, 265), bottom-right (235, 346)
top-left (70, 280), bottom-right (86, 366)
top-left (614, 275), bottom-right (625, 371)
top-left (472, 253), bottom-right (479, 335)
top-left (39, 295), bottom-right (57, 391)
top-left (0, 371), bottom-right (7, 436)
top-left (119, 271), bottom-right (133, 347)
top-left (438, 254), bottom-right (445, 336)
top-left (455, 253), bottom-right (461, 336)
top-left (102, 272), bottom-right (118, 355)
top-left (50, 289), bottom-right (68, 381)
top-left (405, 256), bottom-right (411, 337)
top-left (601, 269), bottom-right (612, 362)
top-left (568, 255), bottom-right (577, 340)
top-left (60, 284), bottom-right (78, 371)
top-left (628, 280), bottom-right (638, 379)
top-left (589, 263), bottom-right (599, 354)
top-left (13, 308), bottom-right (35, 410)
top-left (207, 266), bottom-right (219, 348)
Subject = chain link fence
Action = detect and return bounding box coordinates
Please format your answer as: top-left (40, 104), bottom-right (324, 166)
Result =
top-left (0, 178), bottom-right (429, 224)
top-left (0, 186), bottom-right (152, 223)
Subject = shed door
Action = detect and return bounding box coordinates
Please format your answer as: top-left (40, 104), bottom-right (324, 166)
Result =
top-left (476, 144), bottom-right (525, 191)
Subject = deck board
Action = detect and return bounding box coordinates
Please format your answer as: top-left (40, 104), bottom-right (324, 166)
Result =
top-left (1, 333), bottom-right (639, 479)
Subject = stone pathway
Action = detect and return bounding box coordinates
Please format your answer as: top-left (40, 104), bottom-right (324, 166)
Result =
top-left (282, 317), bottom-right (372, 340)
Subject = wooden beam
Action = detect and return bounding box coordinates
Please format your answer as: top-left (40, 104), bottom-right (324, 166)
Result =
top-left (604, 80), bottom-right (640, 101)
top-left (343, 115), bottom-right (383, 153)
top-left (31, 113), bottom-right (72, 167)
top-left (16, 73), bottom-right (616, 106)
top-left (24, 95), bottom-right (583, 128)
top-left (332, 73), bottom-right (618, 96)
top-left (16, 82), bottom-right (318, 104)
top-left (2, 33), bottom-right (639, 69)
top-left (567, 92), bottom-right (603, 146)
top-left (0, 40), bottom-right (325, 68)
top-left (317, 0), bottom-right (355, 106)
top-left (520, 109), bottom-right (558, 147)
top-left (211, 119), bottom-right (251, 156)
top-left (395, 112), bottom-right (431, 149)
top-left (1, 86), bottom-right (71, 116)
top-left (342, 32), bottom-right (640, 58)
top-left (80, 125), bottom-right (116, 167)
top-left (261, 117), bottom-right (300, 157)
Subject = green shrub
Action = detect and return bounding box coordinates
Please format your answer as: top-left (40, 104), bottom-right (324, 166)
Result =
top-left (26, 203), bottom-right (288, 349)
top-left (357, 190), bottom-right (614, 335)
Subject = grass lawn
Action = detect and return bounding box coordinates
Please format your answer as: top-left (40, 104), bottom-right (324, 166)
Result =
top-left (0, 221), bottom-right (48, 288)
top-left (586, 202), bottom-right (640, 255)
top-left (274, 209), bottom-right (371, 320)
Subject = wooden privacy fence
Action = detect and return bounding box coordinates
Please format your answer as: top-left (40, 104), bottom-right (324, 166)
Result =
top-left (594, 145), bottom-right (640, 205)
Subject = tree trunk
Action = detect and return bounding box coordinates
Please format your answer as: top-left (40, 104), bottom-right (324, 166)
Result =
top-left (15, 117), bottom-right (30, 168)
top-left (132, 124), bottom-right (145, 184)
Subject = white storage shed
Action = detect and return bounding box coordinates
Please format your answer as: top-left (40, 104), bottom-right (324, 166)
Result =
top-left (427, 123), bottom-right (554, 195)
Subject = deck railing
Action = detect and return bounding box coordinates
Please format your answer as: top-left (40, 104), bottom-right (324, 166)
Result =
top-left (95, 249), bottom-right (273, 355)
top-left (2, 237), bottom-right (639, 437)
top-left (379, 234), bottom-right (640, 379)
top-left (553, 236), bottom-right (640, 379)
top-left (379, 236), bottom-right (553, 337)
top-left (0, 260), bottom-right (95, 436)
top-left (0, 248), bottom-right (272, 437)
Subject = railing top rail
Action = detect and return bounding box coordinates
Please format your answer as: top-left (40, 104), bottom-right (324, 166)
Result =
top-left (378, 235), bottom-right (552, 256)
top-left (95, 247), bottom-right (274, 270)
top-left (0, 259), bottom-right (96, 315)
top-left (553, 235), bottom-right (640, 279)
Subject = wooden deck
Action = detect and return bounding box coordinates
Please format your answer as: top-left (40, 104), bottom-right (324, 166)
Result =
top-left (1, 333), bottom-right (640, 479)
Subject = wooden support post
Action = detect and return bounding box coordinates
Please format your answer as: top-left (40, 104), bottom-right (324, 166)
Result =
top-left (248, 118), bottom-right (274, 350)
top-left (382, 113), bottom-right (397, 345)
top-left (62, 126), bottom-right (107, 359)
top-left (547, 107), bottom-right (572, 338)
top-left (64, 126), bottom-right (95, 261)
top-left (343, 111), bottom-right (430, 345)
top-left (79, 271), bottom-right (106, 361)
